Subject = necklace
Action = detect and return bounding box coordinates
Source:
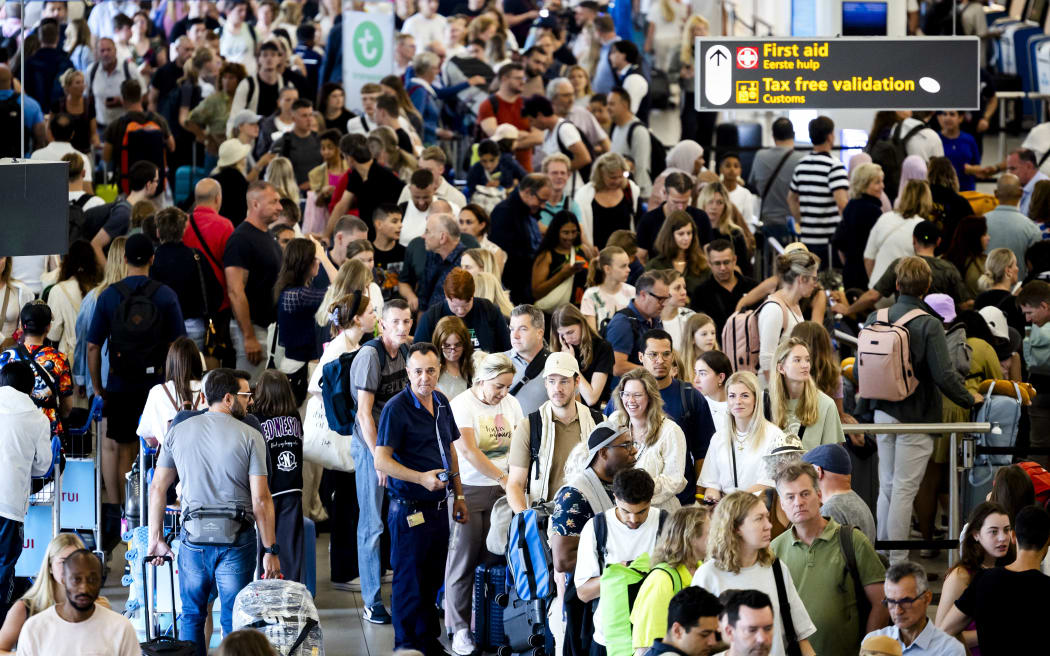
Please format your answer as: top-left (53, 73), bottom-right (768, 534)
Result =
top-left (733, 426), bottom-right (750, 450)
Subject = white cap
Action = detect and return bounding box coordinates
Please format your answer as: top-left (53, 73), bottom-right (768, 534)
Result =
top-left (543, 351), bottom-right (580, 379)
top-left (493, 123), bottom-right (520, 141)
top-left (978, 306), bottom-right (1010, 340)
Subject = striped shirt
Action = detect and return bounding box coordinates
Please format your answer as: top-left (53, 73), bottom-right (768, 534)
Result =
top-left (789, 152), bottom-right (849, 247)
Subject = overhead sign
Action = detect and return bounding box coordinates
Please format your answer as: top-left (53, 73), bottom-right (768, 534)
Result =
top-left (342, 8), bottom-right (394, 114)
top-left (695, 37), bottom-right (980, 110)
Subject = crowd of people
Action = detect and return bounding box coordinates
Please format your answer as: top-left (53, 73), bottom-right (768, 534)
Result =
top-left (1, 1), bottom-right (1050, 656)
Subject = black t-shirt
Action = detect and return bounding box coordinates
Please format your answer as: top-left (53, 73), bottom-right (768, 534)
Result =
top-left (394, 128), bottom-right (413, 153)
top-left (252, 412), bottom-right (304, 495)
top-left (955, 567), bottom-right (1050, 655)
top-left (347, 163), bottom-right (406, 239)
top-left (691, 274), bottom-right (759, 333)
top-left (976, 288), bottom-right (1027, 334)
top-left (577, 337), bottom-right (614, 407)
top-left (150, 61), bottom-right (182, 100)
top-left (324, 108), bottom-right (356, 133)
top-left (222, 221), bottom-right (283, 327)
top-left (256, 78), bottom-right (280, 117)
top-left (272, 131), bottom-right (324, 185)
top-left (150, 243), bottom-right (224, 320)
top-left (374, 242), bottom-right (407, 301)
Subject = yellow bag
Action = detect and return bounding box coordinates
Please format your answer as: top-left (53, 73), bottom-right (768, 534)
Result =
top-left (94, 180), bottom-right (119, 204)
top-left (961, 190), bottom-right (997, 216)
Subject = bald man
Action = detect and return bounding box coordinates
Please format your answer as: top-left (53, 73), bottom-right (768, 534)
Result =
top-left (986, 172), bottom-right (1042, 278)
top-left (185, 178), bottom-right (234, 313)
top-left (0, 64), bottom-right (48, 157)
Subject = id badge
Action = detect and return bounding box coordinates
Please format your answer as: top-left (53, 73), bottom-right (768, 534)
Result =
top-left (407, 511), bottom-right (425, 527)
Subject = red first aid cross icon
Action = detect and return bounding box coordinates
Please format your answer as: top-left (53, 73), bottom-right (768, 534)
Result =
top-left (736, 47), bottom-right (759, 69)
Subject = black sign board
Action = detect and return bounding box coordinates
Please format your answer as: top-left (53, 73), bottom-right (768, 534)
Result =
top-left (695, 37), bottom-right (980, 111)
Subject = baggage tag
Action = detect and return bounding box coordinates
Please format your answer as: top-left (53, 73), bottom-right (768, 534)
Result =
top-left (407, 511), bottom-right (425, 527)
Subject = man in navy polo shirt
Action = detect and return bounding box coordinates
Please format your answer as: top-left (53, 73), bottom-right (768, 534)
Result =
top-left (375, 342), bottom-right (469, 655)
top-left (604, 271), bottom-right (667, 388)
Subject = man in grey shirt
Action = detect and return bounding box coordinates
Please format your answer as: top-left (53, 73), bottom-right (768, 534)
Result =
top-left (803, 443), bottom-right (877, 544)
top-left (147, 368), bottom-right (279, 653)
top-left (505, 304), bottom-right (551, 416)
top-left (985, 173), bottom-right (1041, 279)
top-left (748, 117), bottom-right (805, 245)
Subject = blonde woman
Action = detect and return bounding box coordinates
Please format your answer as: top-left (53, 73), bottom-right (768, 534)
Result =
top-left (314, 260), bottom-right (382, 333)
top-left (697, 181), bottom-right (753, 278)
top-left (833, 161), bottom-right (885, 290)
top-left (864, 179), bottom-right (933, 284)
top-left (978, 247), bottom-right (1019, 294)
top-left (52, 68), bottom-right (98, 154)
top-left (630, 506), bottom-right (711, 654)
top-left (460, 248), bottom-right (500, 278)
top-left (567, 65), bottom-right (593, 107)
top-left (757, 250), bottom-right (820, 380)
top-left (574, 152), bottom-right (641, 252)
top-left (699, 371), bottom-right (783, 500)
top-left (471, 271), bottom-right (513, 318)
top-left (644, 0), bottom-right (687, 71)
top-left (679, 313), bottom-right (718, 376)
top-left (368, 125), bottom-right (417, 179)
top-left (768, 338), bottom-right (844, 450)
top-left (73, 237), bottom-right (126, 399)
top-left (0, 534), bottom-right (111, 652)
top-left (609, 369), bottom-right (687, 510)
top-left (446, 352), bottom-right (524, 654)
top-left (265, 156), bottom-right (301, 204)
top-left (692, 491), bottom-right (816, 656)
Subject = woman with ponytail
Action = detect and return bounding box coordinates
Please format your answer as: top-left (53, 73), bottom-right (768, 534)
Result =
top-left (580, 245), bottom-right (635, 334)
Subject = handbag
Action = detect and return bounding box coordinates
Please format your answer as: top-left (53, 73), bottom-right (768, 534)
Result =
top-left (302, 394), bottom-right (355, 471)
top-left (302, 190), bottom-right (331, 235)
top-left (0, 286), bottom-right (14, 350)
top-left (534, 272), bottom-right (574, 312)
top-left (190, 251), bottom-right (222, 370)
top-left (188, 216), bottom-right (233, 365)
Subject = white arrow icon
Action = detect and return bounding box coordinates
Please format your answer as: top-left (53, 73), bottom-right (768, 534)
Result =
top-left (704, 45), bottom-right (732, 106)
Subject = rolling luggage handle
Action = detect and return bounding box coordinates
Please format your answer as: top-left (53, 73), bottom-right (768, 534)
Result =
top-left (142, 555), bottom-right (179, 644)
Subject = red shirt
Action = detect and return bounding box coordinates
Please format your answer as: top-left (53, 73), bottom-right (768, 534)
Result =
top-left (183, 205), bottom-right (234, 310)
top-left (479, 94), bottom-right (532, 172)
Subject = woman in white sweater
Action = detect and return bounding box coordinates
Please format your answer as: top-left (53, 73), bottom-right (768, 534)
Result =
top-left (608, 368), bottom-right (687, 510)
top-left (757, 250), bottom-right (819, 381)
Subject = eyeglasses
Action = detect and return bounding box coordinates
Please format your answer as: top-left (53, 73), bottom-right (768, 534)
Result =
top-left (608, 441), bottom-right (640, 451)
top-left (236, 392), bottom-right (253, 398)
top-left (881, 595), bottom-right (922, 609)
top-left (646, 291), bottom-right (670, 305)
top-left (620, 392), bottom-right (647, 401)
top-left (442, 344), bottom-right (463, 352)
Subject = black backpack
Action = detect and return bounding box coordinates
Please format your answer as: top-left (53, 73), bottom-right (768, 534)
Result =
top-left (0, 93), bottom-right (24, 158)
top-left (627, 122), bottom-right (667, 183)
top-left (866, 121), bottom-right (924, 203)
top-left (555, 119), bottom-right (595, 187)
top-left (109, 280), bottom-right (168, 380)
top-left (67, 194), bottom-right (94, 246)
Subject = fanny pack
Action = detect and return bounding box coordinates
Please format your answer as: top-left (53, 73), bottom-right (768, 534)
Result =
top-left (183, 505), bottom-right (249, 545)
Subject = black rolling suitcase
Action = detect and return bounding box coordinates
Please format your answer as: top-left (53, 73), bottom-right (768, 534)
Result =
top-left (473, 563), bottom-right (509, 653)
top-left (140, 556), bottom-right (195, 655)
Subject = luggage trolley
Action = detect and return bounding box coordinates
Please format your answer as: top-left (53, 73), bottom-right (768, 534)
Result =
top-left (61, 396), bottom-right (105, 561)
top-left (14, 436), bottom-right (63, 577)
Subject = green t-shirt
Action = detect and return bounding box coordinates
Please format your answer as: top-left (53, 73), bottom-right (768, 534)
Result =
top-left (770, 519), bottom-right (885, 656)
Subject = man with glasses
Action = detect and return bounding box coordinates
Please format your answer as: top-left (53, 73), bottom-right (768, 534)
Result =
top-left (147, 368), bottom-right (281, 654)
top-left (771, 463), bottom-right (888, 656)
top-left (605, 272), bottom-right (668, 385)
top-left (692, 239), bottom-right (758, 332)
top-left (865, 561), bottom-right (964, 655)
top-left (551, 421), bottom-right (639, 654)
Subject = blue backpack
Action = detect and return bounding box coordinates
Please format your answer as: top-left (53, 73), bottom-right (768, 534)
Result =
top-left (319, 338), bottom-right (408, 435)
top-left (969, 381), bottom-right (1024, 486)
top-left (506, 506), bottom-right (554, 602)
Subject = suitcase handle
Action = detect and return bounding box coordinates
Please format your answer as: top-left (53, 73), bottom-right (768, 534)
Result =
top-left (141, 555), bottom-right (178, 642)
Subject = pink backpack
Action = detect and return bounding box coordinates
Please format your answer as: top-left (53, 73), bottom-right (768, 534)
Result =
top-left (721, 297), bottom-right (789, 373)
top-left (856, 308), bottom-right (927, 401)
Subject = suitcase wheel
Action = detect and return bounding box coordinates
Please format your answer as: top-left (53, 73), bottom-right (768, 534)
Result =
top-left (528, 634), bottom-right (544, 648)
top-left (532, 649), bottom-right (545, 656)
top-left (495, 592), bottom-right (508, 607)
top-left (497, 648), bottom-right (511, 656)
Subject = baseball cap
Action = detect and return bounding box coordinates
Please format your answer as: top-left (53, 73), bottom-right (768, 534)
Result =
top-left (20, 302), bottom-right (52, 335)
top-left (543, 351), bottom-right (580, 379)
top-left (978, 306), bottom-right (1009, 340)
top-left (763, 432), bottom-right (804, 460)
top-left (924, 293), bottom-right (955, 323)
top-left (802, 443), bottom-right (852, 475)
top-left (860, 635), bottom-right (903, 656)
top-left (912, 220), bottom-right (941, 246)
top-left (493, 123), bottom-right (520, 141)
top-left (227, 109), bottom-right (262, 138)
top-left (585, 420), bottom-right (629, 465)
top-left (125, 233), bottom-right (155, 266)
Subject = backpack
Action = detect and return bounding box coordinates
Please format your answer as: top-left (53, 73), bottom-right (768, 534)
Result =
top-left (0, 93), bottom-right (24, 158)
top-left (555, 119), bottom-right (595, 186)
top-left (599, 307), bottom-right (648, 358)
top-left (855, 307), bottom-right (927, 402)
top-left (969, 380), bottom-right (1024, 486)
top-left (600, 553), bottom-right (681, 656)
top-left (649, 68), bottom-right (671, 111)
top-left (838, 524), bottom-right (875, 644)
top-left (67, 194), bottom-right (94, 245)
top-left (319, 337), bottom-right (409, 435)
top-left (1018, 461), bottom-right (1050, 509)
top-left (506, 505), bottom-right (554, 602)
top-left (721, 297), bottom-right (790, 373)
top-left (945, 323), bottom-right (973, 378)
top-left (108, 280), bottom-right (168, 380)
top-left (120, 118), bottom-right (167, 194)
top-left (82, 199), bottom-right (131, 244)
top-left (524, 406), bottom-right (604, 496)
top-left (866, 121), bottom-right (925, 203)
top-left (627, 122), bottom-right (667, 182)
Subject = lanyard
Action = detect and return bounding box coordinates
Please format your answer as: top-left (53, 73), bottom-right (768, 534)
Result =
top-left (429, 391), bottom-right (451, 473)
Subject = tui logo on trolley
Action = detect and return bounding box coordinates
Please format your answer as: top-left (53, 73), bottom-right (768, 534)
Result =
top-left (696, 37), bottom-right (979, 110)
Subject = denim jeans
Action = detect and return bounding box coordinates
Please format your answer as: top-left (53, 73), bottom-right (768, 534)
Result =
top-left (350, 438), bottom-right (384, 610)
top-left (184, 318), bottom-right (206, 353)
top-left (875, 410), bottom-right (934, 564)
top-left (230, 322), bottom-right (269, 381)
top-left (178, 528), bottom-right (256, 656)
top-left (0, 517), bottom-right (23, 621)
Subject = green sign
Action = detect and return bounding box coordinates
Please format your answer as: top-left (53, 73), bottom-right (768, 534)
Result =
top-left (353, 20), bottom-right (383, 68)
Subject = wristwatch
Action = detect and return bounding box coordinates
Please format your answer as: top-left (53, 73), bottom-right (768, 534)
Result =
top-left (262, 543), bottom-right (281, 556)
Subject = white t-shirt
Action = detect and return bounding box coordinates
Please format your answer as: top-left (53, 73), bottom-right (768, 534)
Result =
top-left (15, 605), bottom-right (140, 656)
top-left (662, 307), bottom-right (695, 353)
top-left (137, 379), bottom-right (204, 443)
top-left (542, 120), bottom-right (586, 191)
top-left (401, 13), bottom-right (449, 52)
top-left (863, 212), bottom-right (924, 286)
top-left (32, 142), bottom-right (93, 182)
top-left (69, 190), bottom-right (107, 212)
top-left (698, 421), bottom-right (782, 492)
top-left (580, 284), bottom-right (636, 329)
top-left (400, 200), bottom-right (462, 246)
top-left (892, 118), bottom-right (944, 163)
top-left (220, 22), bottom-right (258, 76)
top-left (704, 395), bottom-right (728, 430)
top-left (692, 560), bottom-right (817, 656)
top-left (1022, 123), bottom-right (1050, 176)
top-left (757, 300), bottom-right (803, 375)
top-left (727, 183), bottom-right (756, 227)
top-left (449, 388), bottom-right (524, 487)
top-left (575, 507), bottom-right (664, 645)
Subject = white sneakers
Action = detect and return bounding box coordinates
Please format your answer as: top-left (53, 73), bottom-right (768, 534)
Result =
top-left (451, 628), bottom-right (476, 656)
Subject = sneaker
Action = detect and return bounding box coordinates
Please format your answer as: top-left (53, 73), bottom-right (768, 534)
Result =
top-left (451, 628), bottom-right (476, 656)
top-left (382, 569), bottom-right (394, 583)
top-left (332, 577), bottom-right (362, 592)
top-left (363, 604), bottom-right (392, 625)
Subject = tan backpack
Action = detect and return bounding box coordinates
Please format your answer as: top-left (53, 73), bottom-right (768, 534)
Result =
top-left (721, 297), bottom-right (790, 373)
top-left (856, 308), bottom-right (927, 401)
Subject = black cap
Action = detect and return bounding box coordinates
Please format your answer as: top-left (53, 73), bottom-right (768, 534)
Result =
top-left (20, 301), bottom-right (52, 335)
top-left (586, 420), bottom-right (629, 465)
top-left (125, 233), bottom-right (154, 266)
top-left (913, 220), bottom-right (940, 246)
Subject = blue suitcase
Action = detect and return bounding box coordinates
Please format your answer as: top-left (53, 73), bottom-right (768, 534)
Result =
top-left (174, 165), bottom-right (209, 206)
top-left (473, 563), bottom-right (508, 652)
top-left (303, 517), bottom-right (317, 597)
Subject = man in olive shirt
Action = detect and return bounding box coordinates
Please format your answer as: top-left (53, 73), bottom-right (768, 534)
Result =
top-left (771, 463), bottom-right (889, 656)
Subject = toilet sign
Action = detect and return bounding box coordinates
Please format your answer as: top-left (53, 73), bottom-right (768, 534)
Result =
top-left (695, 37), bottom-right (980, 110)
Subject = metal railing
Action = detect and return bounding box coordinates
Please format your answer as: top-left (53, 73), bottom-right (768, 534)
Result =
top-left (995, 90), bottom-right (1050, 162)
top-left (842, 422), bottom-right (993, 569)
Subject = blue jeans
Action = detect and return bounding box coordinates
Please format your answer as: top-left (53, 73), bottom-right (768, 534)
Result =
top-left (0, 518), bottom-right (22, 621)
top-left (351, 438), bottom-right (384, 609)
top-left (178, 529), bottom-right (256, 656)
top-left (184, 318), bottom-right (206, 353)
top-left (389, 498), bottom-right (449, 654)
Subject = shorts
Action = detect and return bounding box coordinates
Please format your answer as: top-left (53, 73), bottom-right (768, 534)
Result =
top-left (105, 388), bottom-right (149, 444)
